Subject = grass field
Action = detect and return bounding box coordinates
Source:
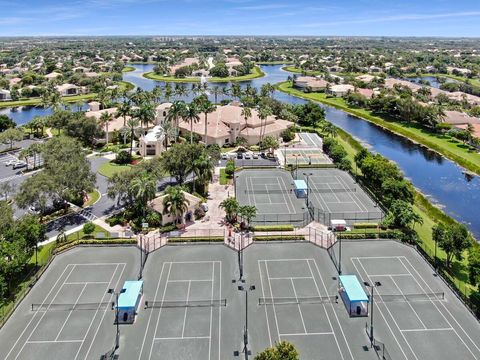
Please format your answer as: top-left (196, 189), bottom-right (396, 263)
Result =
top-left (97, 161), bottom-right (133, 178)
top-left (219, 168), bottom-right (229, 185)
top-left (122, 66), bottom-right (135, 73)
top-left (276, 81), bottom-right (480, 176)
top-left (143, 65), bottom-right (265, 83)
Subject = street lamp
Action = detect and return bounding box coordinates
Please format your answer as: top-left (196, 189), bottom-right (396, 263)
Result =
top-left (238, 284), bottom-right (256, 359)
top-left (108, 287), bottom-right (126, 351)
top-left (303, 172), bottom-right (313, 209)
top-left (363, 281), bottom-right (381, 348)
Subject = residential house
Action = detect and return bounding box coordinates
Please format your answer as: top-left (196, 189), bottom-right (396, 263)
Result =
top-left (294, 76), bottom-right (330, 92)
top-left (0, 89), bottom-right (11, 101)
top-left (56, 83), bottom-right (83, 96)
top-left (45, 72), bottom-right (62, 81)
top-left (139, 126), bottom-right (164, 157)
top-left (328, 84), bottom-right (355, 97)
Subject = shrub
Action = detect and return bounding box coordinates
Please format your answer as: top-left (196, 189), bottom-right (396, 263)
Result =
top-left (158, 223), bottom-right (176, 233)
top-left (194, 207), bottom-right (205, 220)
top-left (252, 225), bottom-right (294, 232)
top-left (353, 223), bottom-right (380, 229)
top-left (115, 150), bottom-right (132, 165)
top-left (83, 222), bottom-right (95, 237)
top-left (225, 159), bottom-right (235, 177)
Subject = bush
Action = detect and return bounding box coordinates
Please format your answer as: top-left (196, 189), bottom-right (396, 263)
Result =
top-left (353, 223), bottom-right (380, 229)
top-left (158, 223), bottom-right (176, 233)
top-left (252, 225), bottom-right (294, 232)
top-left (83, 222), bottom-right (95, 237)
top-left (254, 235), bottom-right (305, 241)
top-left (194, 207), bottom-right (205, 220)
top-left (225, 159), bottom-right (235, 177)
top-left (115, 150), bottom-right (132, 165)
top-left (107, 214), bottom-right (125, 227)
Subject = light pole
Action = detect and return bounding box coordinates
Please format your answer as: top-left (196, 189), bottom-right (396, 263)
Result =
top-left (303, 172), bottom-right (313, 208)
top-left (238, 284), bottom-right (255, 359)
top-left (108, 287), bottom-right (126, 351)
top-left (364, 281), bottom-right (381, 348)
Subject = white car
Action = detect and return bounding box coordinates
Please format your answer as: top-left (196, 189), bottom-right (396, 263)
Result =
top-left (252, 153), bottom-right (259, 159)
top-left (221, 153), bottom-right (228, 160)
top-left (244, 153), bottom-right (252, 160)
top-left (13, 161), bottom-right (27, 169)
top-left (5, 159), bottom-right (16, 166)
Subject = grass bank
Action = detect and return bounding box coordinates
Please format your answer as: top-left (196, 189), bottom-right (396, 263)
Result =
top-left (143, 66), bottom-right (265, 83)
top-left (98, 161), bottom-right (133, 178)
top-left (276, 81), bottom-right (480, 176)
top-left (122, 66), bottom-right (135, 73)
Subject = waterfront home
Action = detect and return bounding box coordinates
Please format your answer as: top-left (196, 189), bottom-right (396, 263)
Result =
top-left (0, 89), bottom-right (12, 101)
top-left (328, 84), bottom-right (355, 97)
top-left (294, 76), bottom-right (330, 92)
top-left (56, 83), bottom-right (83, 96)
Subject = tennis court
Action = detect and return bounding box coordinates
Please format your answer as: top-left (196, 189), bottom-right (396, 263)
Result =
top-left (284, 148), bottom-right (331, 166)
top-left (0, 247), bottom-right (138, 360)
top-left (132, 245), bottom-right (238, 360)
top-left (235, 169), bottom-right (308, 225)
top-left (298, 169), bottom-right (383, 224)
top-left (342, 240), bottom-right (480, 360)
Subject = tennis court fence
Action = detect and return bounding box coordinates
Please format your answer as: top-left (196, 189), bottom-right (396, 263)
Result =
top-left (310, 207), bottom-right (384, 226)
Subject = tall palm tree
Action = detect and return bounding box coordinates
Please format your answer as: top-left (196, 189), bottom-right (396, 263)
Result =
top-left (162, 186), bottom-right (190, 225)
top-left (135, 101), bottom-right (156, 131)
top-left (126, 117), bottom-right (140, 155)
top-left (195, 95), bottom-right (216, 147)
top-left (258, 106), bottom-right (272, 142)
top-left (193, 154), bottom-right (214, 195)
top-left (99, 111), bottom-right (113, 144)
top-left (157, 120), bottom-right (176, 151)
top-left (219, 197), bottom-right (239, 223)
top-left (152, 86), bottom-right (163, 103)
top-left (183, 102), bottom-right (200, 144)
top-left (116, 101), bottom-right (131, 127)
top-left (164, 83), bottom-right (173, 102)
top-left (211, 86), bottom-right (222, 104)
top-left (131, 172), bottom-right (157, 214)
top-left (165, 100), bottom-right (187, 142)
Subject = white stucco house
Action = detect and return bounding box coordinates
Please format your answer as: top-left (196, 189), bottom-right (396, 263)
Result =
top-left (0, 89), bottom-right (12, 101)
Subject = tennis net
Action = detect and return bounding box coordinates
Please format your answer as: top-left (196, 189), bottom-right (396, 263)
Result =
top-left (258, 296), bottom-right (338, 305)
top-left (374, 292), bottom-right (445, 303)
top-left (244, 188), bottom-right (356, 194)
top-left (31, 302), bottom-right (114, 311)
top-left (144, 299), bottom-right (227, 309)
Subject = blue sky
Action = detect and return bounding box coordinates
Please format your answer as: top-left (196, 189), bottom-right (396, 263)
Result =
top-left (0, 0), bottom-right (479, 37)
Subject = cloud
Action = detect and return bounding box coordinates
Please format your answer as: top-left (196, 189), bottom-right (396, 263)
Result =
top-left (300, 11), bottom-right (480, 28)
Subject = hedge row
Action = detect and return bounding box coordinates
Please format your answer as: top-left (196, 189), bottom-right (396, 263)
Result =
top-left (254, 235), bottom-right (305, 241)
top-left (55, 239), bottom-right (137, 253)
top-left (252, 225), bottom-right (294, 232)
top-left (336, 230), bottom-right (403, 240)
top-left (353, 223), bottom-right (380, 229)
top-left (168, 237), bottom-right (224, 243)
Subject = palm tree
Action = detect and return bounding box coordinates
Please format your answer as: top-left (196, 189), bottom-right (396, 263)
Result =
top-left (126, 117), bottom-right (140, 155)
top-left (193, 154), bottom-right (214, 195)
top-left (238, 205), bottom-right (257, 229)
top-left (166, 100), bottom-right (187, 142)
top-left (219, 197), bottom-right (239, 223)
top-left (162, 186), bottom-right (190, 225)
top-left (116, 101), bottom-right (131, 127)
top-left (183, 102), bottom-right (200, 144)
top-left (152, 86), bottom-right (163, 103)
top-left (135, 101), bottom-right (156, 131)
top-left (212, 86), bottom-right (222, 104)
top-left (99, 111), bottom-right (113, 144)
top-left (241, 106), bottom-right (252, 127)
top-left (164, 83), bottom-right (173, 101)
top-left (195, 95), bottom-right (216, 147)
top-left (323, 122), bottom-right (337, 137)
top-left (158, 120), bottom-right (176, 151)
top-left (258, 106), bottom-right (272, 142)
top-left (131, 172), bottom-right (157, 214)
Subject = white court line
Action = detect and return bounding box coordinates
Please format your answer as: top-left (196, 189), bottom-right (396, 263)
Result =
top-left (356, 258), bottom-right (420, 360)
top-left (309, 259), bottom-right (353, 360)
top-left (10, 265), bottom-right (77, 360)
top-left (258, 260), bottom-right (273, 347)
top-left (264, 261), bottom-right (282, 342)
top-left (399, 257), bottom-right (480, 357)
top-left (270, 276), bottom-right (313, 280)
top-left (278, 176), bottom-right (297, 214)
top-left (147, 262), bottom-right (173, 360)
top-left (401, 328), bottom-right (453, 333)
top-left (153, 336), bottom-right (210, 340)
top-left (70, 263), bottom-right (125, 266)
top-left (388, 275), bottom-right (427, 330)
top-left (26, 340), bottom-right (83, 344)
top-left (55, 283), bottom-right (88, 341)
top-left (83, 263), bottom-right (126, 360)
top-left (182, 281), bottom-right (191, 339)
top-left (280, 332), bottom-right (334, 336)
top-left (248, 177), bottom-right (257, 207)
top-left (352, 256), bottom-right (402, 260)
top-left (309, 180), bottom-right (332, 213)
top-left (290, 278), bottom-right (307, 334)
top-left (350, 258), bottom-right (409, 360)
top-left (335, 175), bottom-right (368, 212)
top-left (167, 279), bottom-right (211, 283)
top-left (138, 262), bottom-right (167, 360)
top-left (208, 262), bottom-right (214, 360)
top-left (218, 261), bottom-right (222, 360)
top-left (371, 274), bottom-right (411, 277)
top-left (64, 281), bottom-right (110, 285)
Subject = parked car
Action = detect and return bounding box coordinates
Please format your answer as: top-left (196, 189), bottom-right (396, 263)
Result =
top-left (237, 153), bottom-right (243, 159)
top-left (13, 161), bottom-right (27, 169)
top-left (244, 153), bottom-right (252, 160)
top-left (252, 153), bottom-right (259, 159)
top-left (200, 203), bottom-right (209, 212)
top-left (4, 159), bottom-right (16, 166)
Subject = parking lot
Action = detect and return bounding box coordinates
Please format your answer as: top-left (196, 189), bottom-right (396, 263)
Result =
top-left (218, 152), bottom-right (278, 168)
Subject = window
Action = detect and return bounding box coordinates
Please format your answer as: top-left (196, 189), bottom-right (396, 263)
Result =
top-left (224, 138), bottom-right (229, 144)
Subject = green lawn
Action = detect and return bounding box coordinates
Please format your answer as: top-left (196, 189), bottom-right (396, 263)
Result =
top-left (97, 161), bottom-right (133, 178)
top-left (0, 93), bottom-right (97, 108)
top-left (276, 81), bottom-right (480, 176)
top-left (122, 66), bottom-right (135, 73)
top-left (282, 66), bottom-right (322, 76)
top-left (143, 66), bottom-right (265, 83)
top-left (219, 168), bottom-right (229, 185)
